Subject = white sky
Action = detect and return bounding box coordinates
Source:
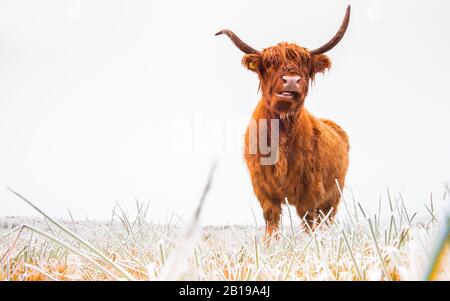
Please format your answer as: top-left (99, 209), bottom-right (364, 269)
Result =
top-left (0, 0), bottom-right (449, 225)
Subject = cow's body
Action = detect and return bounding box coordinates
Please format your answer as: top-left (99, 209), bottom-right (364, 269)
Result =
top-left (245, 102), bottom-right (349, 233)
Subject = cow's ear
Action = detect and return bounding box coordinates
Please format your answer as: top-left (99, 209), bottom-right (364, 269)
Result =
top-left (310, 54), bottom-right (331, 76)
top-left (242, 54), bottom-right (261, 73)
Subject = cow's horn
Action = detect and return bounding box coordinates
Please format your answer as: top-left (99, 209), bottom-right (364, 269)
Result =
top-left (310, 5), bottom-right (351, 55)
top-left (215, 29), bottom-right (259, 54)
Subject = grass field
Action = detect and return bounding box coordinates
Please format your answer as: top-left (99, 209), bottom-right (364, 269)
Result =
top-left (1, 184), bottom-right (448, 281)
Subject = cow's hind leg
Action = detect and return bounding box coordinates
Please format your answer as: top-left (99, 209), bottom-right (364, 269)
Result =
top-left (316, 190), bottom-right (341, 227)
top-left (316, 202), bottom-right (337, 227)
top-left (296, 206), bottom-right (318, 232)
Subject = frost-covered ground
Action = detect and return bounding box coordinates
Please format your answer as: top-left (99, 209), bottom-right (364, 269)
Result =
top-left (1, 195), bottom-right (448, 281)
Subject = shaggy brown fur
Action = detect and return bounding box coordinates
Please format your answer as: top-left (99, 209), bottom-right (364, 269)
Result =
top-left (241, 43), bottom-right (350, 235)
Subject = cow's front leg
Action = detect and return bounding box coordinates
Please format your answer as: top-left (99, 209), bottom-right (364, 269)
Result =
top-left (261, 197), bottom-right (282, 237)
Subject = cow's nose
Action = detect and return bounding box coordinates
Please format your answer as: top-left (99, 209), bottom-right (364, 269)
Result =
top-left (282, 75), bottom-right (301, 89)
top-left (282, 75), bottom-right (301, 85)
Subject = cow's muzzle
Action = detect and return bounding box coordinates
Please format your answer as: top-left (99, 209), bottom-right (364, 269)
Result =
top-left (275, 75), bottom-right (301, 101)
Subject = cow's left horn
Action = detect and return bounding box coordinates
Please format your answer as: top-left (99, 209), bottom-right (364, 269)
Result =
top-left (215, 29), bottom-right (259, 54)
top-left (310, 5), bottom-right (351, 55)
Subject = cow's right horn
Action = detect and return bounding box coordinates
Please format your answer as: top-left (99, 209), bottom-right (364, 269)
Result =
top-left (215, 29), bottom-right (260, 54)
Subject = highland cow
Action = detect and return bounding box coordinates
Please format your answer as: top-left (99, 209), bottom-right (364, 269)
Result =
top-left (217, 6), bottom-right (351, 235)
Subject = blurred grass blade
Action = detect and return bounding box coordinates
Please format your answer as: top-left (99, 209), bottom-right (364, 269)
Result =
top-left (157, 160), bottom-right (216, 280)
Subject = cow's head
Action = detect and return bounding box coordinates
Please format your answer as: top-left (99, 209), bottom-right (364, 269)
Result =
top-left (216, 5), bottom-right (350, 118)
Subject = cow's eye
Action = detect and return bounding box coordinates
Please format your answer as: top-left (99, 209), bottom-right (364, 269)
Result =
top-left (265, 61), bottom-right (275, 69)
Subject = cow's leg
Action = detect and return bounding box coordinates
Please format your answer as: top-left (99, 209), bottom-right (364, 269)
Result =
top-left (295, 176), bottom-right (328, 231)
top-left (315, 203), bottom-right (337, 227)
top-left (316, 188), bottom-right (341, 226)
top-left (296, 206), bottom-right (317, 232)
top-left (262, 200), bottom-right (282, 237)
top-left (256, 190), bottom-right (281, 237)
